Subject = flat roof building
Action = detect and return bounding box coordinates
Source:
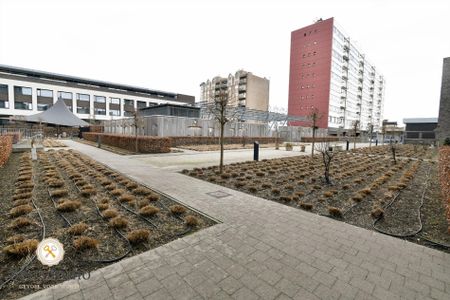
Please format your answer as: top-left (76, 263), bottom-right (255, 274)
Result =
top-left (288, 18), bottom-right (385, 134)
top-left (0, 65), bottom-right (194, 124)
top-left (403, 118), bottom-right (438, 144)
top-left (200, 70), bottom-right (270, 112)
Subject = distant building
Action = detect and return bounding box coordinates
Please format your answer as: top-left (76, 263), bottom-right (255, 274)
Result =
top-left (403, 118), bottom-right (438, 144)
top-left (381, 120), bottom-right (404, 142)
top-left (436, 57), bottom-right (450, 143)
top-left (200, 70), bottom-right (269, 112)
top-left (288, 17), bottom-right (385, 135)
top-left (139, 103), bottom-right (200, 118)
top-left (0, 64), bottom-right (194, 124)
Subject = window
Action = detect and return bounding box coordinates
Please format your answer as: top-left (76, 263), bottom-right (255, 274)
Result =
top-left (0, 84), bottom-right (9, 108)
top-left (37, 104), bottom-right (50, 111)
top-left (15, 102), bottom-right (32, 110)
top-left (14, 86), bottom-right (32, 96)
top-left (94, 108), bottom-right (106, 115)
top-left (77, 93), bottom-right (90, 101)
top-left (94, 96), bottom-right (106, 103)
top-left (77, 106), bottom-right (90, 114)
top-left (124, 99), bottom-right (134, 106)
top-left (37, 89), bottom-right (53, 97)
top-left (137, 101), bottom-right (147, 108)
top-left (58, 91), bottom-right (72, 99)
top-left (110, 97), bottom-right (120, 105)
top-left (109, 109), bottom-right (120, 116)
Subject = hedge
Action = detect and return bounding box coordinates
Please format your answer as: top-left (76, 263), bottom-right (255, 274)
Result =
top-left (1, 132), bottom-right (21, 144)
top-left (169, 136), bottom-right (282, 147)
top-left (83, 133), bottom-right (171, 153)
top-left (0, 135), bottom-right (13, 167)
top-left (301, 137), bottom-right (339, 143)
top-left (439, 146), bottom-right (450, 233)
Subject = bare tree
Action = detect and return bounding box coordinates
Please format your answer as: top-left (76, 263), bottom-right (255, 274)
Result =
top-left (308, 108), bottom-right (322, 157)
top-left (208, 84), bottom-right (235, 173)
top-left (381, 120), bottom-right (387, 145)
top-left (352, 120), bottom-right (360, 149)
top-left (315, 142), bottom-right (335, 184)
top-left (367, 123), bottom-right (374, 148)
top-left (130, 109), bottom-right (144, 153)
top-left (390, 141), bottom-right (397, 164)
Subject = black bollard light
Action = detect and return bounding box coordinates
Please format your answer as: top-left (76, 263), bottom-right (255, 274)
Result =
top-left (375, 139), bottom-right (378, 146)
top-left (254, 141), bottom-right (259, 161)
top-left (346, 140), bottom-right (350, 151)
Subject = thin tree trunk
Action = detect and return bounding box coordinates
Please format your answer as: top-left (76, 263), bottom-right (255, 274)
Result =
top-left (220, 122), bottom-right (224, 173)
top-left (135, 127), bottom-right (138, 153)
top-left (311, 126), bottom-right (316, 157)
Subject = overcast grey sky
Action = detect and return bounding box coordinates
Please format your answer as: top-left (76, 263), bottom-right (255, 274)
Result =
top-left (1, 0), bottom-right (449, 125)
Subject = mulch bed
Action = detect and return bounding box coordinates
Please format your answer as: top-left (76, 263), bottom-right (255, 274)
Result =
top-left (0, 150), bottom-right (216, 300)
top-left (184, 144), bottom-right (450, 252)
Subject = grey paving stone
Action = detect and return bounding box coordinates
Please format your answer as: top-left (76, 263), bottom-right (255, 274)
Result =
top-left (135, 278), bottom-right (162, 297)
top-left (143, 288), bottom-right (173, 300)
top-left (82, 283), bottom-right (113, 300)
top-left (218, 276), bottom-right (243, 295)
top-left (274, 278), bottom-right (299, 298)
top-left (231, 287), bottom-right (259, 300)
top-left (254, 282), bottom-right (281, 300)
top-left (258, 269), bottom-right (282, 286)
top-left (111, 280), bottom-right (139, 299)
top-left (193, 279), bottom-right (221, 298)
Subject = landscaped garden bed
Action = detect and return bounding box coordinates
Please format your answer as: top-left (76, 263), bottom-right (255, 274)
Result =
top-left (0, 150), bottom-right (216, 300)
top-left (184, 144), bottom-right (450, 252)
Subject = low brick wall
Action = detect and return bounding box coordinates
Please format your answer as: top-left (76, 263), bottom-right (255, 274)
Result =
top-left (0, 135), bottom-right (13, 167)
top-left (83, 133), bottom-right (171, 153)
top-left (1, 132), bottom-right (21, 144)
top-left (439, 146), bottom-right (450, 232)
top-left (169, 136), bottom-right (281, 147)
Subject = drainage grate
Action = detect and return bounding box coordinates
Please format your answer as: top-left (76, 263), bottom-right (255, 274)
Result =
top-left (206, 190), bottom-right (232, 199)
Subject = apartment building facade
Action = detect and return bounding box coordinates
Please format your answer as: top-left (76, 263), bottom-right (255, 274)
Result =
top-left (288, 18), bottom-right (385, 134)
top-left (200, 70), bottom-right (270, 112)
top-left (0, 65), bottom-right (194, 124)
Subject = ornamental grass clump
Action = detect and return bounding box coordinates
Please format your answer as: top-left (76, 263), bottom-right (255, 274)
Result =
top-left (67, 222), bottom-right (89, 235)
top-left (139, 205), bottom-right (160, 216)
top-left (8, 217), bottom-right (33, 229)
top-left (127, 229), bottom-right (150, 244)
top-left (170, 205), bottom-right (186, 215)
top-left (73, 236), bottom-right (99, 251)
top-left (185, 215), bottom-right (199, 227)
top-left (9, 204), bottom-right (33, 217)
top-left (56, 200), bottom-right (81, 212)
top-left (109, 216), bottom-right (128, 229)
top-left (3, 239), bottom-right (38, 257)
top-left (371, 207), bottom-right (384, 219)
top-left (328, 206), bottom-right (343, 218)
top-left (102, 209), bottom-right (119, 219)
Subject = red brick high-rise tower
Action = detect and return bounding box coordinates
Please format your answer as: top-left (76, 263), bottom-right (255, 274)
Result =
top-left (288, 18), bottom-right (385, 134)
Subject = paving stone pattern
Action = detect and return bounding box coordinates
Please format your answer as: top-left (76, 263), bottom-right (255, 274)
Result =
top-left (22, 141), bottom-right (450, 300)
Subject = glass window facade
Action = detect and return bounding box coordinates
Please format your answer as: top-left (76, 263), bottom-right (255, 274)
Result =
top-left (77, 93), bottom-right (90, 101)
top-left (77, 106), bottom-right (90, 114)
top-left (0, 84), bottom-right (9, 109)
top-left (94, 108), bottom-right (106, 115)
top-left (14, 86), bottom-right (32, 96)
top-left (109, 109), bottom-right (120, 116)
top-left (124, 99), bottom-right (134, 106)
top-left (37, 89), bottom-right (53, 97)
top-left (58, 91), bottom-right (72, 99)
top-left (94, 96), bottom-right (106, 103)
top-left (110, 97), bottom-right (120, 105)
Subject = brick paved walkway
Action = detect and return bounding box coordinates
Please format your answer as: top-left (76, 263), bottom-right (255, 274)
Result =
top-left (22, 141), bottom-right (450, 300)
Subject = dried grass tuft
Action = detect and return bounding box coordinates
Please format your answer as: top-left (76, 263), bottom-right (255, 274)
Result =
top-left (299, 202), bottom-right (313, 210)
top-left (328, 206), bottom-right (343, 218)
top-left (8, 217), bottom-right (33, 229)
top-left (6, 235), bottom-right (25, 244)
top-left (10, 205), bottom-right (33, 217)
top-left (67, 222), bottom-right (89, 235)
top-left (3, 239), bottom-right (38, 257)
top-left (109, 216), bottom-right (128, 229)
top-left (119, 194), bottom-right (135, 203)
top-left (50, 189), bottom-right (68, 198)
top-left (139, 205), bottom-right (160, 216)
top-left (73, 236), bottom-right (99, 251)
top-left (133, 187), bottom-right (151, 196)
top-left (102, 209), bottom-right (119, 219)
top-left (127, 229), bottom-right (150, 244)
top-left (56, 200), bottom-right (81, 212)
top-left (185, 215), bottom-right (199, 227)
top-left (371, 207), bottom-right (384, 219)
top-left (170, 205), bottom-right (187, 215)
